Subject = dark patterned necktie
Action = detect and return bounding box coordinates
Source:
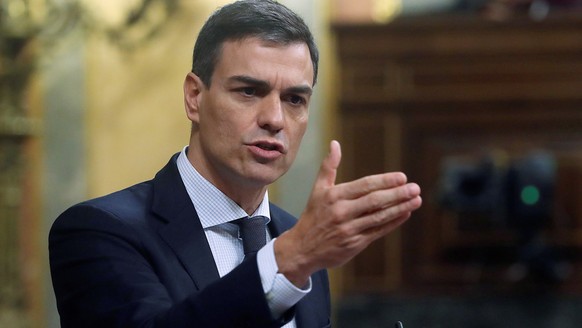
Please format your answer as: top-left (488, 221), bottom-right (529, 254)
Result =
top-left (235, 216), bottom-right (268, 256)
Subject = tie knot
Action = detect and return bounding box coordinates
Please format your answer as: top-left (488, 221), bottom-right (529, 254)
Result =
top-left (235, 216), bottom-right (268, 256)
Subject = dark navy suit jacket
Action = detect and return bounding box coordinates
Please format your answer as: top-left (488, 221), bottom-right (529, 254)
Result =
top-left (49, 154), bottom-right (331, 327)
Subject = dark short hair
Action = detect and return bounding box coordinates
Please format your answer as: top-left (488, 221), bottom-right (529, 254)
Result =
top-left (191, 0), bottom-right (319, 87)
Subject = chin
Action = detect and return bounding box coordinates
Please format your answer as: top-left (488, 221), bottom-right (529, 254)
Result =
top-left (247, 166), bottom-right (288, 186)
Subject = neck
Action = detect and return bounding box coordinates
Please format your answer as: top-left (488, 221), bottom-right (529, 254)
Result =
top-left (186, 146), bottom-right (268, 215)
top-left (224, 184), bottom-right (268, 215)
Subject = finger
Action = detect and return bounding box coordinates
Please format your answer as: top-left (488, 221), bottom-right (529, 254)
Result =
top-left (341, 183), bottom-right (421, 219)
top-left (364, 213), bottom-right (411, 241)
top-left (314, 140), bottom-right (342, 188)
top-left (348, 195), bottom-right (422, 233)
top-left (335, 213), bottom-right (411, 255)
top-left (332, 172), bottom-right (408, 201)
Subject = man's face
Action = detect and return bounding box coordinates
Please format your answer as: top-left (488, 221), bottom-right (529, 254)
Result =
top-left (184, 37), bottom-right (314, 194)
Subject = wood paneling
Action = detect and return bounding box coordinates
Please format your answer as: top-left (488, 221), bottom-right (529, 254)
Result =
top-left (334, 14), bottom-right (582, 295)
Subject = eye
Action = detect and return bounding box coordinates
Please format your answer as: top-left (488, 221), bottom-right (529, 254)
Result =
top-left (240, 87), bottom-right (256, 96)
top-left (285, 94), bottom-right (307, 106)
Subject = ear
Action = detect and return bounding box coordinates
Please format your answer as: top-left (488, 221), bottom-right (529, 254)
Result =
top-left (183, 72), bottom-right (205, 124)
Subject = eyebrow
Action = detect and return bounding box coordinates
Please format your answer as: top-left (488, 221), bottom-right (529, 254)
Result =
top-left (228, 75), bottom-right (313, 96)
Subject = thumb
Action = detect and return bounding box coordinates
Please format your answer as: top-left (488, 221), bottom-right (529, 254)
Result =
top-left (315, 140), bottom-right (342, 188)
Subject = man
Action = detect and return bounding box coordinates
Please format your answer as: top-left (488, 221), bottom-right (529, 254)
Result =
top-left (49, 1), bottom-right (422, 327)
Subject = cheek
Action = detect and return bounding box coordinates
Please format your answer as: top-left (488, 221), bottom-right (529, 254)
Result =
top-left (204, 114), bottom-right (251, 154)
top-left (201, 102), bottom-right (237, 136)
top-left (288, 121), bottom-right (308, 153)
top-left (294, 119), bottom-right (308, 140)
top-left (199, 110), bottom-right (236, 150)
top-left (207, 120), bottom-right (238, 147)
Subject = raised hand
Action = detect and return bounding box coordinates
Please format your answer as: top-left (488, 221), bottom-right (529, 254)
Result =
top-left (275, 140), bottom-right (422, 287)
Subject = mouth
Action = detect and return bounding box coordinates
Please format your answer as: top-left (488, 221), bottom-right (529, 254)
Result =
top-left (249, 140), bottom-right (286, 154)
top-left (256, 143), bottom-right (279, 151)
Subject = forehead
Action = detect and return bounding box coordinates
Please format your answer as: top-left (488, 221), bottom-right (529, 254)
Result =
top-left (213, 37), bottom-right (314, 86)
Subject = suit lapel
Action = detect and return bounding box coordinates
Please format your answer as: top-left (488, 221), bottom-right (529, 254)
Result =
top-left (152, 154), bottom-right (220, 290)
top-left (267, 204), bottom-right (295, 238)
top-left (294, 295), bottom-right (319, 328)
top-left (150, 157), bottom-right (327, 327)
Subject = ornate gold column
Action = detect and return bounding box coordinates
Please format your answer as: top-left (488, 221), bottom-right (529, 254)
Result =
top-left (0, 1), bottom-right (180, 326)
top-left (0, 10), bottom-right (40, 325)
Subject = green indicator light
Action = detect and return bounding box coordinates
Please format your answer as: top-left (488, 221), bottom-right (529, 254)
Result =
top-left (521, 185), bottom-right (540, 205)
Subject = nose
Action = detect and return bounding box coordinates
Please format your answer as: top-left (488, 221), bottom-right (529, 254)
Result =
top-left (257, 94), bottom-right (284, 133)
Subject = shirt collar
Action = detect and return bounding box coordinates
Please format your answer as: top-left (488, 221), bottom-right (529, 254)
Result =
top-left (176, 146), bottom-right (271, 229)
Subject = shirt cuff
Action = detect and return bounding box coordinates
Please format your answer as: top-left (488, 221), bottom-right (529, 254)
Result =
top-left (257, 238), bottom-right (312, 318)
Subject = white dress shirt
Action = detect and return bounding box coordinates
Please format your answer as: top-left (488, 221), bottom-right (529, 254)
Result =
top-left (176, 147), bottom-right (310, 327)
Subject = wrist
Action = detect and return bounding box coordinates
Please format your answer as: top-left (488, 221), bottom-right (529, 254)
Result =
top-left (273, 232), bottom-right (312, 287)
